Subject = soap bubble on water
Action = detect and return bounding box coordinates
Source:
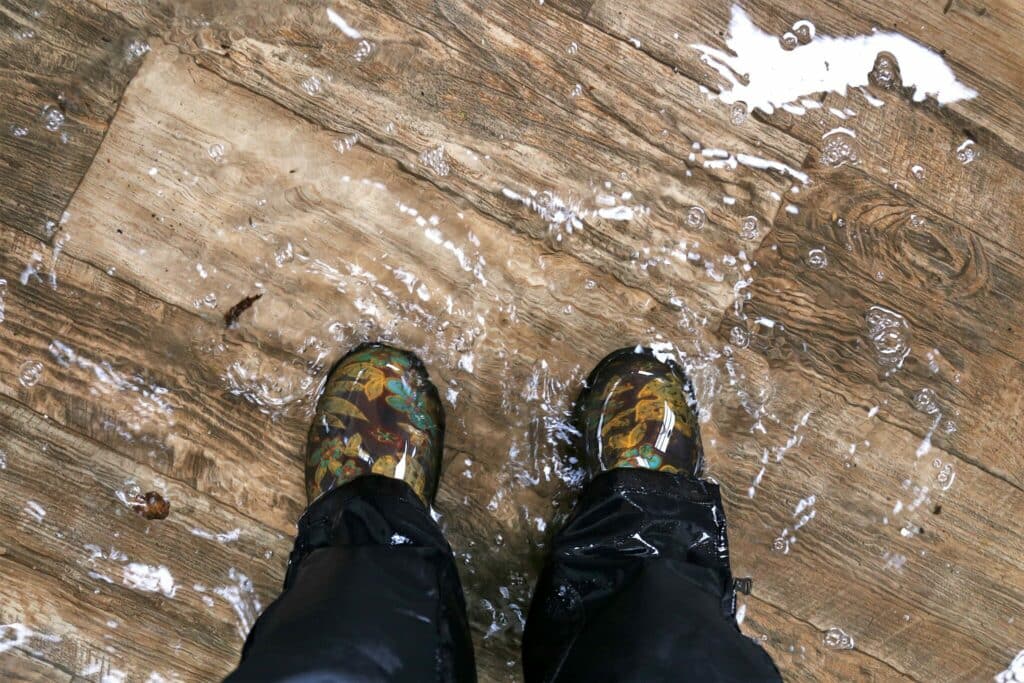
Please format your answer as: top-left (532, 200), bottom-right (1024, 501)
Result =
top-left (823, 627), bottom-right (855, 650)
top-left (19, 361), bottom-right (44, 387)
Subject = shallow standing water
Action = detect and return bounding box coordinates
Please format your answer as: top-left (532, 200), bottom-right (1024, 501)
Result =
top-left (1, 1), bottom-right (1023, 680)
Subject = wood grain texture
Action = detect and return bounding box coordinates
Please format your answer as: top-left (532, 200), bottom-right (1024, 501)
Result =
top-left (0, 0), bottom-right (144, 241)
top-left (1, 0), bottom-right (1023, 681)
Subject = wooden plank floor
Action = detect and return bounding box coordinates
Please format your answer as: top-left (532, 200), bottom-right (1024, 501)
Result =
top-left (1, 0), bottom-right (1022, 680)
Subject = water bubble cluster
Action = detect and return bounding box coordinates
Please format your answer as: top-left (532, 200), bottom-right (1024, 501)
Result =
top-left (823, 627), bottom-right (855, 650)
top-left (353, 39), bottom-right (375, 62)
top-left (10, 124), bottom-right (28, 138)
top-left (125, 39), bottom-right (150, 61)
top-left (420, 145), bottom-right (451, 177)
top-left (41, 105), bottom-right (65, 132)
top-left (869, 52), bottom-right (901, 89)
top-left (934, 459), bottom-right (956, 491)
top-left (729, 102), bottom-right (748, 125)
top-left (912, 388), bottom-right (940, 415)
top-left (740, 215), bottom-right (760, 240)
top-left (730, 325), bottom-right (751, 348)
top-left (19, 360), bottom-right (44, 387)
top-left (865, 305), bottom-right (911, 372)
top-left (821, 131), bottom-right (859, 167)
top-left (301, 76), bottom-right (322, 95)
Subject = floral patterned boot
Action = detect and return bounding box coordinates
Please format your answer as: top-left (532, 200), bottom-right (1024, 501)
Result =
top-left (574, 347), bottom-right (704, 477)
top-left (305, 343), bottom-right (445, 505)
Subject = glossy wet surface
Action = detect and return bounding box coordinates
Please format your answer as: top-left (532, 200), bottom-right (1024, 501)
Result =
top-left (1, 1), bottom-right (1023, 680)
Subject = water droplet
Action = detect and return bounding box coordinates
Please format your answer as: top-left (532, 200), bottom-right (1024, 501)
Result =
top-left (869, 52), bottom-right (901, 89)
top-left (0, 278), bottom-right (7, 324)
top-left (126, 39), bottom-right (150, 61)
top-left (771, 536), bottom-right (790, 553)
top-left (208, 143), bottom-right (225, 162)
top-left (19, 360), bottom-right (44, 387)
top-left (201, 292), bottom-right (218, 309)
top-left (806, 247), bottom-right (828, 269)
top-left (10, 124), bottom-right (28, 138)
top-left (821, 131), bottom-right (859, 167)
top-left (779, 32), bottom-right (798, 50)
top-left (792, 20), bottom-right (815, 44)
top-left (334, 134), bottom-right (359, 153)
top-left (729, 102), bottom-right (748, 125)
top-left (956, 139), bottom-right (977, 165)
top-left (0, 449), bottom-right (6, 469)
top-left (686, 206), bottom-right (706, 230)
top-left (301, 76), bottom-right (322, 95)
top-left (936, 462), bottom-right (956, 490)
top-left (274, 242), bottom-right (294, 266)
top-left (353, 39), bottom-right (375, 62)
top-left (740, 215), bottom-right (760, 240)
top-left (913, 388), bottom-right (940, 415)
top-left (823, 627), bottom-right (855, 650)
top-left (911, 164), bottom-right (925, 180)
top-left (41, 105), bottom-right (64, 132)
top-left (570, 83), bottom-right (584, 98)
top-left (567, 42), bottom-right (578, 54)
top-left (420, 146), bottom-right (450, 177)
top-left (730, 325), bottom-right (751, 348)
top-left (865, 305), bottom-right (911, 372)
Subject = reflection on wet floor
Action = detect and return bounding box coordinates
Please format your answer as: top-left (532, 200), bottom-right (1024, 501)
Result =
top-left (1, 0), bottom-right (1021, 680)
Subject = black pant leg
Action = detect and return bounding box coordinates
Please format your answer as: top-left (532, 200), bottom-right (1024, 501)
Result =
top-left (522, 469), bottom-right (780, 683)
top-left (225, 475), bottom-right (476, 683)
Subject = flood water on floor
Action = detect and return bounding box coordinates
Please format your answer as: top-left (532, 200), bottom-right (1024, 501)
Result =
top-left (1, 1), bottom-right (1022, 681)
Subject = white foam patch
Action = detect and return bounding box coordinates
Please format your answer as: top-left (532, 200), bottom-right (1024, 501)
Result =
top-left (123, 563), bottom-right (177, 598)
top-left (693, 6), bottom-right (977, 115)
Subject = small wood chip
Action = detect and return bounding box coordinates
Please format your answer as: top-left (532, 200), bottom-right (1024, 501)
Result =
top-left (224, 293), bottom-right (263, 329)
top-left (131, 491), bottom-right (170, 520)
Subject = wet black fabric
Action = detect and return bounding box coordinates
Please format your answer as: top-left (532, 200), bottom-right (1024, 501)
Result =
top-left (226, 471), bottom-right (779, 683)
top-left (225, 475), bottom-right (476, 683)
top-left (522, 468), bottom-right (781, 682)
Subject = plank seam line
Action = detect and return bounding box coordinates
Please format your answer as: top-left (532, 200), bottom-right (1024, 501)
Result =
top-left (0, 391), bottom-right (295, 539)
